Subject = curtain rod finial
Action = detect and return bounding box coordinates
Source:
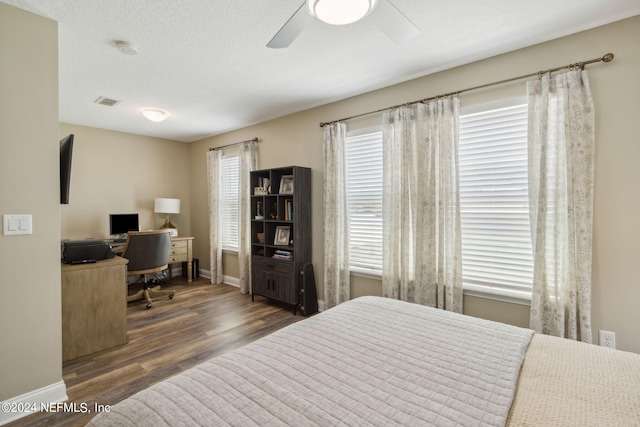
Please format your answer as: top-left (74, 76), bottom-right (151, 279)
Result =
top-left (602, 53), bottom-right (614, 63)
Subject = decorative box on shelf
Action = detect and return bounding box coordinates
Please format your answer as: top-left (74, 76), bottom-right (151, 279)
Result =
top-left (254, 186), bottom-right (268, 196)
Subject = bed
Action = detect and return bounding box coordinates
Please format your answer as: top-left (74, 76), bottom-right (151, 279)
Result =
top-left (88, 296), bottom-right (640, 426)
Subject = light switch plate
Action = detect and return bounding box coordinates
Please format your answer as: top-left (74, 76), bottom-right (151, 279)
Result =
top-left (3, 214), bottom-right (32, 235)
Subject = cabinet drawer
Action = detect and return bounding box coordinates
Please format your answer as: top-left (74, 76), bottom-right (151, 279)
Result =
top-left (252, 256), bottom-right (295, 275)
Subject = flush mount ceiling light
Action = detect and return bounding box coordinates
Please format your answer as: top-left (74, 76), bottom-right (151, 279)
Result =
top-left (307, 0), bottom-right (378, 25)
top-left (141, 109), bottom-right (168, 122)
top-left (267, 0), bottom-right (417, 48)
top-left (113, 40), bottom-right (138, 55)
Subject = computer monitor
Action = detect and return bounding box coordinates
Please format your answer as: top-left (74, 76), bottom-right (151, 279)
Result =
top-left (109, 214), bottom-right (139, 239)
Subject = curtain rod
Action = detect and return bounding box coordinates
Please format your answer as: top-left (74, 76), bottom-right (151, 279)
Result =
top-left (209, 137), bottom-right (260, 151)
top-left (319, 52), bottom-right (614, 127)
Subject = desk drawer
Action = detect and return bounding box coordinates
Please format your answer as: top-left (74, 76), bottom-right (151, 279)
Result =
top-left (169, 254), bottom-right (187, 263)
top-left (170, 246), bottom-right (187, 262)
top-left (170, 240), bottom-right (188, 262)
top-left (171, 240), bottom-right (187, 249)
top-left (170, 246), bottom-right (187, 256)
top-left (169, 238), bottom-right (191, 264)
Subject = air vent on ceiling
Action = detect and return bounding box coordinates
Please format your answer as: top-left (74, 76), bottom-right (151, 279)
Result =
top-left (94, 96), bottom-right (121, 107)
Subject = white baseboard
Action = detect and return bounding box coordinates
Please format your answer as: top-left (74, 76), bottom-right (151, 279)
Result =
top-left (223, 275), bottom-right (239, 287)
top-left (0, 381), bottom-right (67, 425)
top-left (195, 268), bottom-right (238, 287)
top-left (194, 271), bottom-right (239, 289)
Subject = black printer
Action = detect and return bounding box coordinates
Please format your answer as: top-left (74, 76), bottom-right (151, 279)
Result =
top-left (61, 239), bottom-right (116, 264)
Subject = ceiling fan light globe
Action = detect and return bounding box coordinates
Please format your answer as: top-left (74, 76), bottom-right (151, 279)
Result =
top-left (307, 0), bottom-right (377, 26)
top-left (141, 109), bottom-right (168, 122)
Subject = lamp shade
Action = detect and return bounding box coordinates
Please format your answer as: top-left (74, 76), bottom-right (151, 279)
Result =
top-left (154, 198), bottom-right (180, 214)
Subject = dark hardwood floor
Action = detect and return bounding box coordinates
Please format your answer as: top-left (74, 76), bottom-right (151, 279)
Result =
top-left (9, 277), bottom-right (305, 427)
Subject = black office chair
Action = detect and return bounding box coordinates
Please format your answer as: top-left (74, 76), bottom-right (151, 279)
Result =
top-left (122, 230), bottom-right (175, 309)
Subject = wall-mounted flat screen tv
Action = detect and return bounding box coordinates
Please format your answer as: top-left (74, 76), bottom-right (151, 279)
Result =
top-left (60, 134), bottom-right (74, 204)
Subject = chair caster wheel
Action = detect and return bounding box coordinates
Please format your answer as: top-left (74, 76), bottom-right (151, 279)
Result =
top-left (146, 303), bottom-right (152, 309)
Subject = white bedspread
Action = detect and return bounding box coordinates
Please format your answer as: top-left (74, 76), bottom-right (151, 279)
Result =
top-left (88, 296), bottom-right (534, 426)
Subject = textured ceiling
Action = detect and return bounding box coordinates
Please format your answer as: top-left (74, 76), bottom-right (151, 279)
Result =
top-left (3, 0), bottom-right (640, 142)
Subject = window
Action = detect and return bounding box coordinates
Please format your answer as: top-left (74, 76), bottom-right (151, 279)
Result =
top-left (344, 101), bottom-right (533, 302)
top-left (458, 101), bottom-right (533, 302)
top-left (345, 131), bottom-right (383, 276)
top-left (220, 155), bottom-right (239, 251)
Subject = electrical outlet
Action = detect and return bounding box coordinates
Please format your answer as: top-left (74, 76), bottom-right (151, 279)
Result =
top-left (599, 330), bottom-right (616, 349)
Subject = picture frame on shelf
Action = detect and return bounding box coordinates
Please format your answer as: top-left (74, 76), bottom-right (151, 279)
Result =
top-left (274, 226), bottom-right (290, 245)
top-left (279, 175), bottom-right (294, 194)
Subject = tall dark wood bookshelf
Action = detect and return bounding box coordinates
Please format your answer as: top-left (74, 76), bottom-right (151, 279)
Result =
top-left (250, 166), bottom-right (311, 313)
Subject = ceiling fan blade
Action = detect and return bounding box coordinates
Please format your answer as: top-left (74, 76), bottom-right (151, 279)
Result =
top-left (368, 0), bottom-right (419, 44)
top-left (267, 3), bottom-right (314, 49)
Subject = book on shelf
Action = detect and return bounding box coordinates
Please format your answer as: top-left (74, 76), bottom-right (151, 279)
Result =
top-left (272, 249), bottom-right (292, 261)
top-left (284, 199), bottom-right (293, 221)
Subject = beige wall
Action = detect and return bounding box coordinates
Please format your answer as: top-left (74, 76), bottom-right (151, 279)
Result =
top-left (190, 16), bottom-right (640, 352)
top-left (0, 4), bottom-right (62, 400)
top-left (58, 124), bottom-right (191, 240)
top-left (0, 3), bottom-right (191, 401)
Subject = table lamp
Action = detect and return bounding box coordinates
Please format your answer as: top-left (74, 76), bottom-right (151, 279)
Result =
top-left (154, 198), bottom-right (180, 236)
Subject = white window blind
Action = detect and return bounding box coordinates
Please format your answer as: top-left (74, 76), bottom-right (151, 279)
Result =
top-left (221, 155), bottom-right (239, 251)
top-left (458, 102), bottom-right (533, 301)
top-left (345, 131), bottom-right (383, 276)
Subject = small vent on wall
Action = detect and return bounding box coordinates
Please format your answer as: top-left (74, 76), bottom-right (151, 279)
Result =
top-left (94, 96), bottom-right (121, 107)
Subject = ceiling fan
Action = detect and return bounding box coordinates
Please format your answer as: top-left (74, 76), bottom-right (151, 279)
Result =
top-left (267, 0), bottom-right (419, 49)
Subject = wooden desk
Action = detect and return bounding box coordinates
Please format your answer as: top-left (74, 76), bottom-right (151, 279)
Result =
top-left (168, 236), bottom-right (194, 283)
top-left (61, 257), bottom-right (128, 361)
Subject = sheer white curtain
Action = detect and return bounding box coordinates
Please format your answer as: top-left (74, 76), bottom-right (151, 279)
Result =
top-left (238, 141), bottom-right (258, 294)
top-left (382, 107), bottom-right (416, 303)
top-left (206, 149), bottom-right (224, 284)
top-left (323, 122), bottom-right (350, 309)
top-left (527, 69), bottom-right (595, 342)
top-left (382, 98), bottom-right (462, 312)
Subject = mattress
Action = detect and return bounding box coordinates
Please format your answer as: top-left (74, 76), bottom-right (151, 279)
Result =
top-left (88, 296), bottom-right (640, 426)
